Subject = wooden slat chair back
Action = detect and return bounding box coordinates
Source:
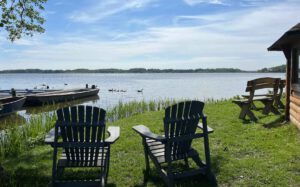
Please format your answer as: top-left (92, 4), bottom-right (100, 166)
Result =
top-left (52, 105), bottom-right (110, 186)
top-left (245, 77), bottom-right (280, 102)
top-left (164, 101), bottom-right (204, 161)
top-left (133, 101), bottom-right (215, 187)
top-left (56, 105), bottom-right (106, 166)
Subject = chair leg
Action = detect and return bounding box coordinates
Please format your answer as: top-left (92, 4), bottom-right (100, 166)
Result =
top-left (144, 153), bottom-right (150, 174)
top-left (206, 170), bottom-right (217, 187)
top-left (56, 166), bottom-right (64, 178)
top-left (184, 157), bottom-right (189, 167)
top-left (101, 175), bottom-right (106, 187)
top-left (143, 141), bottom-right (150, 182)
top-left (246, 108), bottom-right (257, 121)
top-left (274, 98), bottom-right (279, 108)
top-left (274, 98), bottom-right (285, 109)
top-left (236, 103), bottom-right (247, 119)
top-left (191, 154), bottom-right (205, 168)
top-left (261, 101), bottom-right (271, 115)
top-left (239, 104), bottom-right (257, 121)
top-left (164, 175), bottom-right (174, 187)
top-left (261, 101), bottom-right (280, 115)
top-left (250, 102), bottom-right (257, 110)
top-left (269, 105), bottom-right (281, 115)
top-left (278, 101), bottom-right (285, 109)
top-left (104, 162), bottom-right (109, 185)
top-left (235, 102), bottom-right (257, 121)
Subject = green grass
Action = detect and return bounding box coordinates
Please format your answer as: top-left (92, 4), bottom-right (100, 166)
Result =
top-left (0, 113), bottom-right (27, 130)
top-left (0, 112), bottom-right (56, 161)
top-left (1, 100), bottom-right (300, 186)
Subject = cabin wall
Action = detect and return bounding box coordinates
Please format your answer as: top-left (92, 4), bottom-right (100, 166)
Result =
top-left (289, 48), bottom-right (300, 129)
top-left (290, 92), bottom-right (300, 129)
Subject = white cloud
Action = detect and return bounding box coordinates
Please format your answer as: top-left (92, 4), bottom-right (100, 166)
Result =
top-left (183, 0), bottom-right (225, 6)
top-left (1, 0), bottom-right (299, 70)
top-left (69, 0), bottom-right (156, 23)
top-left (183, 0), bottom-right (282, 6)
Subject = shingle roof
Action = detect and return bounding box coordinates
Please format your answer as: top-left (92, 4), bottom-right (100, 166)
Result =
top-left (268, 23), bottom-right (300, 51)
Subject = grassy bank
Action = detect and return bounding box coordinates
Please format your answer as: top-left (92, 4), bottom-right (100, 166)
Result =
top-left (1, 99), bottom-right (300, 186)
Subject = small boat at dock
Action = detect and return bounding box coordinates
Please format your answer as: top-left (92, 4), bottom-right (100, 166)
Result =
top-left (0, 89), bottom-right (61, 99)
top-left (24, 88), bottom-right (100, 106)
top-left (0, 97), bottom-right (26, 117)
top-left (0, 89), bottom-right (61, 95)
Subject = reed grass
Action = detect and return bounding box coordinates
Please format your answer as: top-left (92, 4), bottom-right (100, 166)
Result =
top-left (106, 99), bottom-right (177, 121)
top-left (0, 113), bottom-right (56, 161)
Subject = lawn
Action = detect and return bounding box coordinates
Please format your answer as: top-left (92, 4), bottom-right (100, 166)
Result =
top-left (1, 100), bottom-right (300, 186)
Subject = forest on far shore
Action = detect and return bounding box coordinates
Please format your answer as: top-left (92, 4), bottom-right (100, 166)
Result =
top-left (0, 65), bottom-right (286, 73)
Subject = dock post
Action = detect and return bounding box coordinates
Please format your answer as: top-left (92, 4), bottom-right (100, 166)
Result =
top-left (11, 88), bottom-right (16, 97)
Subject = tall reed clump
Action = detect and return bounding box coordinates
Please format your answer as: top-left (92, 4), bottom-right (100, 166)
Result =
top-left (0, 112), bottom-right (56, 161)
top-left (106, 99), bottom-right (177, 122)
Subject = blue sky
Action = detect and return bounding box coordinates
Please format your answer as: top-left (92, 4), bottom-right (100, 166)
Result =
top-left (0, 0), bottom-right (300, 70)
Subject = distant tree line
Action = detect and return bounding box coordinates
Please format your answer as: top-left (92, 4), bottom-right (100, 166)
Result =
top-left (0, 68), bottom-right (245, 73)
top-left (0, 65), bottom-right (289, 73)
top-left (257, 65), bottom-right (286, 73)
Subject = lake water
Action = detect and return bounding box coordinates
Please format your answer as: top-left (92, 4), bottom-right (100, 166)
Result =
top-left (0, 73), bottom-right (285, 109)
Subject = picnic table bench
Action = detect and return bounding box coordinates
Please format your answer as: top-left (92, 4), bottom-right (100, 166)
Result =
top-left (242, 79), bottom-right (285, 109)
top-left (233, 77), bottom-right (281, 121)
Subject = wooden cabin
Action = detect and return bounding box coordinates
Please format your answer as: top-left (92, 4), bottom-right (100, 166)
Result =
top-left (268, 23), bottom-right (300, 129)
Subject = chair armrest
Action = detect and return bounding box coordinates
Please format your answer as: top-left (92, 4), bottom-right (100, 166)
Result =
top-left (44, 128), bottom-right (56, 146)
top-left (198, 123), bottom-right (214, 134)
top-left (132, 125), bottom-right (165, 142)
top-left (105, 126), bottom-right (120, 144)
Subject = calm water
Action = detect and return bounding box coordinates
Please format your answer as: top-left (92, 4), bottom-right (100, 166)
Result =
top-left (0, 73), bottom-right (285, 109)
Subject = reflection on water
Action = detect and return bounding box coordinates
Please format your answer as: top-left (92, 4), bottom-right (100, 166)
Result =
top-left (0, 96), bottom-right (100, 129)
top-left (24, 95), bottom-right (100, 115)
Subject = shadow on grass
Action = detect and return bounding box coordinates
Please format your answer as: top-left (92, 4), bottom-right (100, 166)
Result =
top-left (1, 167), bottom-right (50, 186)
top-left (211, 154), bottom-right (225, 176)
top-left (1, 147), bottom-right (52, 186)
top-left (133, 166), bottom-right (218, 187)
top-left (241, 112), bottom-right (285, 128)
top-left (261, 115), bottom-right (286, 129)
top-left (1, 146), bottom-right (116, 187)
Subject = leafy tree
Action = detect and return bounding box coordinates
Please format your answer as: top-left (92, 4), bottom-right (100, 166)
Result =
top-left (0, 0), bottom-right (47, 42)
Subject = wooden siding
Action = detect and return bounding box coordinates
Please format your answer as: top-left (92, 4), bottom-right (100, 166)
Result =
top-left (290, 93), bottom-right (300, 129)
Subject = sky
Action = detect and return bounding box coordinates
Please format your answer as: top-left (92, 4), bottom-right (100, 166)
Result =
top-left (0, 0), bottom-right (300, 71)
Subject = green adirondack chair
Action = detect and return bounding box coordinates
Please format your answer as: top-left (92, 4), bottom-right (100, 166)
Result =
top-left (45, 105), bottom-right (120, 187)
top-left (133, 101), bottom-right (215, 187)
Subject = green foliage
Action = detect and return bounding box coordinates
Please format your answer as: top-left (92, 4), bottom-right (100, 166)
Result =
top-left (258, 64), bottom-right (286, 73)
top-left (0, 112), bottom-right (56, 161)
top-left (0, 0), bottom-right (47, 42)
top-left (106, 99), bottom-right (177, 121)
